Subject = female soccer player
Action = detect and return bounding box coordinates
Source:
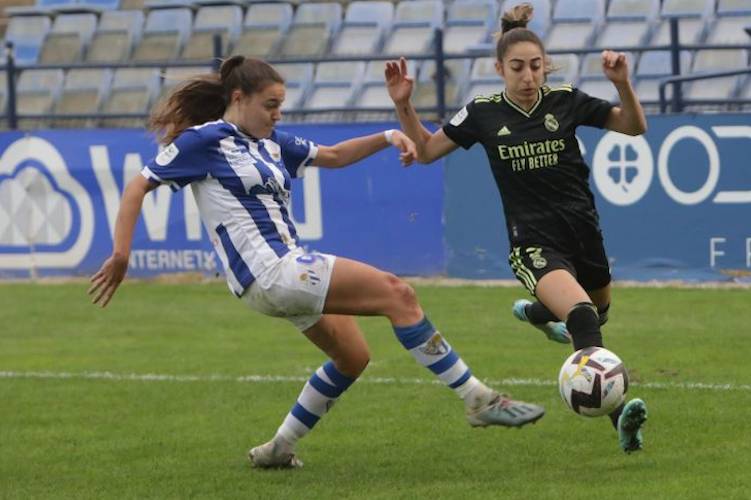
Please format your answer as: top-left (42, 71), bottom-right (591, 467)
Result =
top-left (88, 56), bottom-right (545, 469)
top-left (385, 3), bottom-right (648, 453)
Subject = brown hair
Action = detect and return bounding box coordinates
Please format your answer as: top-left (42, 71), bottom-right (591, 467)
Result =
top-left (148, 56), bottom-right (285, 144)
top-left (495, 3), bottom-right (550, 72)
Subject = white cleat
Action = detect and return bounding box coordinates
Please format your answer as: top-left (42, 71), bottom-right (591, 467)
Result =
top-left (248, 440), bottom-right (303, 469)
top-left (466, 392), bottom-right (545, 428)
top-left (512, 299), bottom-right (571, 344)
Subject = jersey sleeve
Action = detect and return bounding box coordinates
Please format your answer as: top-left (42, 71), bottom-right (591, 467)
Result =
top-left (275, 129), bottom-right (318, 178)
top-left (141, 129), bottom-right (210, 191)
top-left (571, 88), bottom-right (614, 129)
top-left (442, 101), bottom-right (481, 149)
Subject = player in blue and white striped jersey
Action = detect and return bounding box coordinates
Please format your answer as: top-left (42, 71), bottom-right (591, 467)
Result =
top-left (89, 56), bottom-right (545, 469)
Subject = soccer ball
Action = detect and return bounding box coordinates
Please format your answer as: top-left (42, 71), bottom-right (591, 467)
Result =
top-left (558, 346), bottom-right (628, 417)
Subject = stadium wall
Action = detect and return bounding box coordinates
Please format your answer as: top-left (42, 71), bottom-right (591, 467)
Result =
top-left (0, 115), bottom-right (748, 282)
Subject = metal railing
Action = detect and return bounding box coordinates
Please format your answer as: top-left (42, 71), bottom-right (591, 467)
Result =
top-left (1, 18), bottom-right (751, 129)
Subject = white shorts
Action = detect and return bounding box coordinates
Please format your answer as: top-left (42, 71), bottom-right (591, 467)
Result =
top-left (241, 249), bottom-right (336, 331)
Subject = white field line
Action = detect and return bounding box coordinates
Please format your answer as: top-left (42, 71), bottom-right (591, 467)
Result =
top-left (1, 370), bottom-right (750, 392)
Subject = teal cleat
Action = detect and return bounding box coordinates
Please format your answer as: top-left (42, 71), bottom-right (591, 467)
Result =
top-left (618, 398), bottom-right (648, 454)
top-left (512, 299), bottom-right (571, 344)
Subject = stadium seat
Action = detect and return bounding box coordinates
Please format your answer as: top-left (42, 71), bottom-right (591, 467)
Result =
top-left (684, 49), bottom-right (749, 101)
top-left (706, 0), bottom-right (751, 45)
top-left (231, 3), bottom-right (293, 59)
top-left (157, 66), bottom-right (211, 103)
top-left (131, 8), bottom-right (192, 62)
top-left (85, 10), bottom-right (144, 63)
top-left (443, 0), bottom-right (498, 54)
top-left (594, 0), bottom-right (659, 49)
top-left (413, 58), bottom-right (471, 109)
top-left (634, 50), bottom-right (692, 103)
top-left (181, 5), bottom-right (242, 61)
top-left (382, 0), bottom-right (444, 56)
top-left (580, 51), bottom-right (636, 78)
top-left (16, 69), bottom-right (64, 129)
top-left (461, 57), bottom-right (504, 102)
top-left (51, 68), bottom-right (112, 128)
top-left (651, 0), bottom-right (714, 46)
top-left (38, 13), bottom-right (97, 64)
top-left (80, 0), bottom-right (119, 10)
top-left (330, 1), bottom-right (393, 56)
top-left (275, 63), bottom-right (314, 111)
top-left (277, 2), bottom-right (342, 59)
top-left (547, 53), bottom-right (579, 85)
top-left (578, 76), bottom-right (619, 102)
top-left (4, 14), bottom-right (51, 65)
top-left (100, 68), bottom-right (160, 127)
top-left (500, 0), bottom-right (552, 37)
top-left (545, 0), bottom-right (605, 51)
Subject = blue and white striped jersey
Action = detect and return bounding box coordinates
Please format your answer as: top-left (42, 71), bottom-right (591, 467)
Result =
top-left (142, 119), bottom-right (318, 296)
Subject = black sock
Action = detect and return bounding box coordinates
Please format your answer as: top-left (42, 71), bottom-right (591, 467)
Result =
top-left (566, 302), bottom-right (603, 351)
top-left (608, 402), bottom-right (625, 430)
top-left (525, 301), bottom-right (559, 324)
top-left (598, 303), bottom-right (610, 326)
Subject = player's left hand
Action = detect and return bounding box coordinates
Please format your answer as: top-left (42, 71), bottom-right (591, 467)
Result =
top-left (88, 253), bottom-right (129, 307)
top-left (601, 50), bottom-right (629, 84)
top-left (390, 130), bottom-right (417, 166)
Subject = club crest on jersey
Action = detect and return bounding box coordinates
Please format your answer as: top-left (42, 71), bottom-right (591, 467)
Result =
top-left (419, 333), bottom-right (448, 356)
top-left (544, 113), bottom-right (559, 132)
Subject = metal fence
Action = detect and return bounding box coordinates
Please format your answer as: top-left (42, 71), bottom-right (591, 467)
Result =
top-left (1, 17), bottom-right (750, 129)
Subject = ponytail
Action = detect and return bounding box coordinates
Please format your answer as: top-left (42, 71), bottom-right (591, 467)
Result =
top-left (149, 56), bottom-right (285, 145)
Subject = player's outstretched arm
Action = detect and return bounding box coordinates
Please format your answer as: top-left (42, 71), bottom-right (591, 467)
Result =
top-left (314, 129), bottom-right (416, 168)
top-left (601, 50), bottom-right (648, 136)
top-left (88, 175), bottom-right (157, 307)
top-left (385, 57), bottom-right (459, 163)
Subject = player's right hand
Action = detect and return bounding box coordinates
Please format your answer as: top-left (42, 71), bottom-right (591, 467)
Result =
top-left (88, 253), bottom-right (129, 307)
top-left (385, 57), bottom-right (414, 105)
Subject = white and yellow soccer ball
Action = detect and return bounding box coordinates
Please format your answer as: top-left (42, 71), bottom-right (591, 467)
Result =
top-left (558, 347), bottom-right (628, 417)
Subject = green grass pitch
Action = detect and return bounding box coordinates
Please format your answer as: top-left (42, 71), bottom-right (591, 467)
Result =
top-left (1, 282), bottom-right (750, 499)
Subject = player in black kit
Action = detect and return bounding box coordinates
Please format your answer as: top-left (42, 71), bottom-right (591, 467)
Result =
top-left (386, 3), bottom-right (649, 453)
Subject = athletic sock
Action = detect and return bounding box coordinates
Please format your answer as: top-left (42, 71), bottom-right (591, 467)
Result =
top-left (393, 316), bottom-right (495, 409)
top-left (608, 402), bottom-right (625, 430)
top-left (598, 303), bottom-right (610, 326)
top-left (274, 361), bottom-right (355, 448)
top-left (525, 301), bottom-right (559, 324)
top-left (566, 302), bottom-right (603, 351)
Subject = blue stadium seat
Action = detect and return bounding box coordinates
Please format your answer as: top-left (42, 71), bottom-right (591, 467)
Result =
top-left (52, 68), bottom-right (113, 127)
top-left (382, 0), bottom-right (444, 56)
top-left (4, 14), bottom-right (52, 65)
top-left (232, 3), bottom-right (293, 58)
top-left (181, 5), bottom-right (243, 60)
top-left (39, 13), bottom-right (98, 64)
top-left (443, 0), bottom-right (498, 54)
top-left (331, 1), bottom-right (393, 56)
top-left (85, 10), bottom-right (144, 63)
top-left (546, 0), bottom-right (605, 51)
top-left (132, 7), bottom-right (192, 62)
top-left (278, 2), bottom-right (342, 58)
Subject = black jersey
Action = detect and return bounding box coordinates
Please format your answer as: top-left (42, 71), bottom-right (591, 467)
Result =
top-left (443, 84), bottom-right (613, 249)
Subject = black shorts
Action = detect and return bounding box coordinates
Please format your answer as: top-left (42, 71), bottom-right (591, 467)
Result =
top-left (508, 239), bottom-right (611, 295)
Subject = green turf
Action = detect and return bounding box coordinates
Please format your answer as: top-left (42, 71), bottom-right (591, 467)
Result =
top-left (1, 283), bottom-right (750, 499)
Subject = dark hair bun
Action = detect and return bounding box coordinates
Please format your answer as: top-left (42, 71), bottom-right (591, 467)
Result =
top-left (500, 3), bottom-right (533, 33)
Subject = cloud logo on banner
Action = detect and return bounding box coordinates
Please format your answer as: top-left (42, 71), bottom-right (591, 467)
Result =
top-left (0, 168), bottom-right (72, 245)
top-left (592, 132), bottom-right (654, 206)
top-left (0, 137), bottom-right (94, 269)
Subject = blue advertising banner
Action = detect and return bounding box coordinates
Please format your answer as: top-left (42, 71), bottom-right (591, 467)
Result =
top-left (0, 124), bottom-right (444, 279)
top-left (445, 113), bottom-right (751, 281)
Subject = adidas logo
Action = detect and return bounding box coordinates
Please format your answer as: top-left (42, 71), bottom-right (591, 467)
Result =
top-left (497, 126), bottom-right (511, 136)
